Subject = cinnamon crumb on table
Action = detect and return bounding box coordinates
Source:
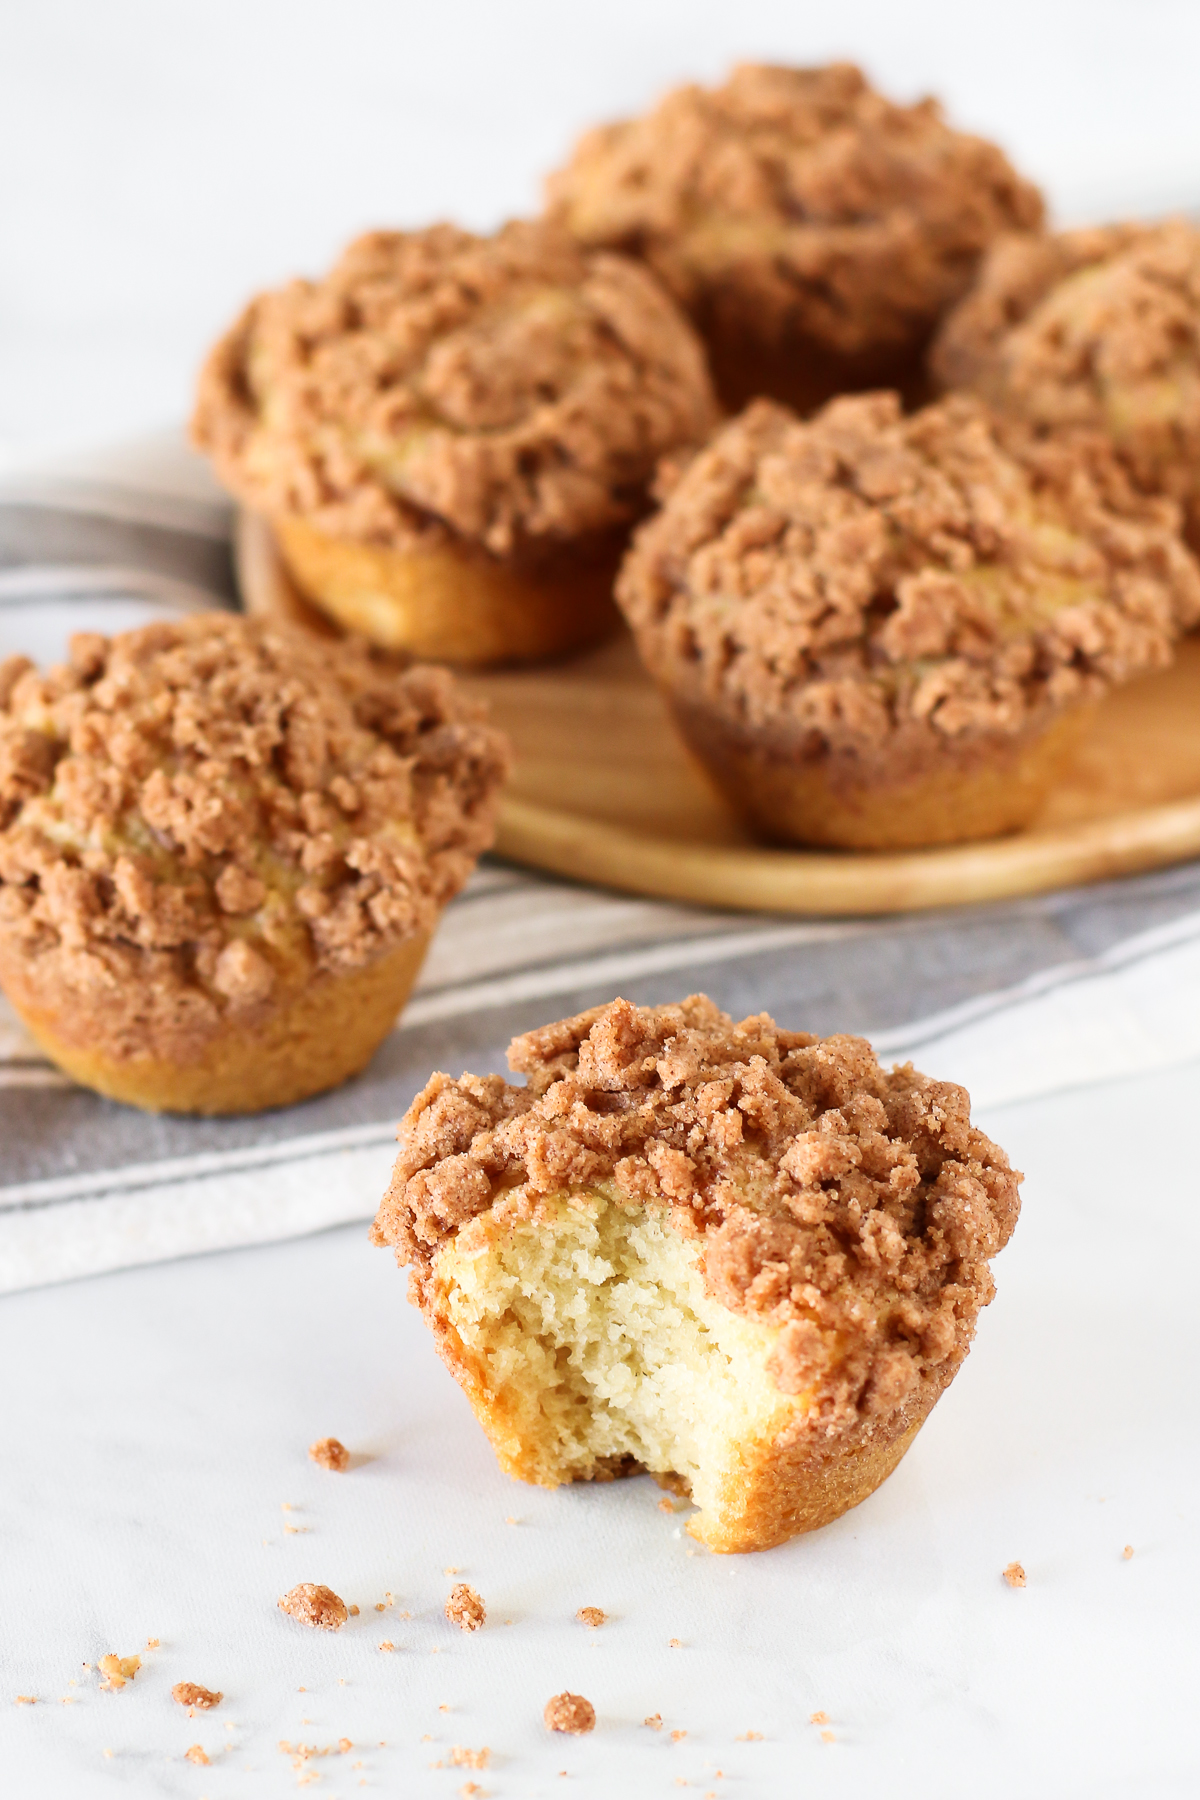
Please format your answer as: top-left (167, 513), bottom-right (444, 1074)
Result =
top-left (544, 1692), bottom-right (596, 1735)
top-left (576, 1608), bottom-right (606, 1628)
top-left (644, 1715), bottom-right (663, 1730)
top-left (1003, 1562), bottom-right (1027, 1588)
top-left (184, 1745), bottom-right (210, 1766)
top-left (1123, 1545), bottom-right (1135, 1560)
top-left (450, 1747), bottom-right (491, 1769)
top-left (445, 1584), bottom-right (486, 1631)
top-left (309, 1437), bottom-right (351, 1472)
top-left (98, 1655), bottom-right (141, 1691)
top-left (172, 1682), bottom-right (222, 1710)
top-left (279, 1584), bottom-right (349, 1630)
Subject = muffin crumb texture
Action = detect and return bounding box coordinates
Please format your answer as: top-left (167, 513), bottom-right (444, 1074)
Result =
top-left (547, 63), bottom-right (1042, 358)
top-left (576, 1607), bottom-right (607, 1628)
top-left (171, 1682), bottom-right (222, 1710)
top-left (193, 218), bottom-right (717, 558)
top-left (309, 1436), bottom-right (351, 1472)
top-left (544, 1692), bottom-right (596, 1735)
top-left (0, 617), bottom-right (507, 1067)
top-left (279, 1583), bottom-right (349, 1630)
top-left (445, 1584), bottom-right (486, 1632)
top-left (618, 392), bottom-right (1200, 761)
top-left (184, 1746), bottom-right (210, 1766)
top-left (932, 218), bottom-right (1200, 544)
top-left (1003, 1561), bottom-right (1027, 1588)
top-left (97, 1655), bottom-right (140, 1691)
top-left (374, 994), bottom-right (1021, 1550)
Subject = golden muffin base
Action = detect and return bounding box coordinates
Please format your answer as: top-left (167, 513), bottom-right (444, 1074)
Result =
top-left (274, 516), bottom-right (623, 667)
top-left (668, 698), bottom-right (1091, 850)
top-left (3, 931), bottom-right (429, 1116)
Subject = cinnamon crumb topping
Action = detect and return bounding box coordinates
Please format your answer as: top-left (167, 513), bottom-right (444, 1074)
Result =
top-left (1003, 1561), bottom-right (1026, 1588)
top-left (0, 616), bottom-right (507, 1064)
top-left (1123, 1545), bottom-right (1135, 1560)
top-left (544, 1692), bottom-right (596, 1735)
top-left (616, 391), bottom-right (1200, 763)
top-left (450, 1747), bottom-right (491, 1769)
top-left (184, 1745), bottom-right (210, 1766)
top-left (644, 1714), bottom-right (663, 1730)
top-left (309, 1436), bottom-right (351, 1472)
top-left (98, 1654), bottom-right (140, 1691)
top-left (373, 995), bottom-right (1021, 1428)
top-left (172, 1683), bottom-right (222, 1710)
top-left (547, 63), bottom-right (1042, 360)
top-left (193, 219), bottom-right (717, 559)
top-left (576, 1608), bottom-right (606, 1628)
top-left (278, 1583), bottom-right (349, 1630)
top-left (444, 1583), bottom-right (486, 1632)
top-left (932, 219), bottom-right (1200, 545)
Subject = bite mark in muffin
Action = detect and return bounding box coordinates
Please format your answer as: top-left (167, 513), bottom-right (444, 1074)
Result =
top-left (372, 995), bottom-right (1021, 1553)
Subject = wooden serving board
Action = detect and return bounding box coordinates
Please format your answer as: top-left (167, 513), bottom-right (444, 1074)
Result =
top-left (237, 511), bottom-right (1200, 916)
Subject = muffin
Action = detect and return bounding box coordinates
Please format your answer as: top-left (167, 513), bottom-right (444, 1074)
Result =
top-left (931, 217), bottom-right (1200, 549)
top-left (616, 391), bottom-right (1200, 850)
top-left (545, 62), bottom-right (1043, 414)
top-left (0, 616), bottom-right (508, 1113)
top-left (371, 995), bottom-right (1021, 1553)
top-left (192, 220), bottom-right (718, 666)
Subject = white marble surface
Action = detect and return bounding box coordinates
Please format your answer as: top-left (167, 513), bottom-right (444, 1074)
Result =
top-left (3, 1064), bottom-right (1198, 1798)
top-left (5, 0), bottom-right (1200, 460)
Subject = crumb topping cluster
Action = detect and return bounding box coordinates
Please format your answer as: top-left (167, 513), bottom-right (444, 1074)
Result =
top-left (616, 392), bottom-right (1200, 753)
top-left (193, 219), bottom-right (717, 558)
top-left (0, 616), bottom-right (507, 1061)
top-left (932, 218), bottom-right (1200, 540)
top-left (278, 1583), bottom-right (348, 1631)
top-left (546, 62), bottom-right (1043, 355)
top-left (372, 995), bottom-right (1021, 1425)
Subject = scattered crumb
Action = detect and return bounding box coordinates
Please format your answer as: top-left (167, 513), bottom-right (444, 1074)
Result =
top-left (15, 1695), bottom-right (36, 1705)
top-left (736, 1731), bottom-right (763, 1742)
top-left (810, 1711), bottom-right (829, 1725)
top-left (821, 1730), bottom-right (836, 1744)
top-left (348, 1605), bottom-right (360, 1617)
top-left (1003, 1562), bottom-right (1027, 1589)
top-left (145, 1638), bottom-right (160, 1650)
top-left (102, 1748), bottom-right (113, 1759)
top-left (545, 1692), bottom-right (595, 1735)
top-left (279, 1584), bottom-right (348, 1630)
top-left (173, 1683), bottom-right (223, 1711)
top-left (439, 1704), bottom-right (450, 1714)
top-left (671, 1729), bottom-right (687, 1743)
top-left (375, 1603), bottom-right (386, 1613)
top-left (459, 1785), bottom-right (482, 1799)
top-left (576, 1608), bottom-right (606, 1629)
top-left (658, 1497), bottom-right (675, 1514)
top-left (1123, 1545), bottom-right (1135, 1560)
top-left (505, 1516), bottom-right (518, 1525)
top-left (669, 1638), bottom-right (682, 1648)
top-left (378, 1641), bottom-right (396, 1653)
top-left (185, 1745), bottom-right (210, 1766)
top-left (309, 1437), bottom-right (350, 1472)
top-left (98, 1654), bottom-right (141, 1691)
top-left (338, 1740), bottom-right (352, 1754)
top-left (444, 1566), bottom-right (460, 1576)
top-left (450, 1746), bottom-right (491, 1769)
top-left (644, 1715), bottom-right (663, 1731)
top-left (446, 1584), bottom-right (486, 1632)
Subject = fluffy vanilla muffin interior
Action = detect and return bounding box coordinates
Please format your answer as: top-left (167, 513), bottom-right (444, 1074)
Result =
top-left (437, 1191), bottom-right (787, 1518)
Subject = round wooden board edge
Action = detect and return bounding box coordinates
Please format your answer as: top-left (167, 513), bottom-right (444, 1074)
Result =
top-left (236, 509), bottom-right (1200, 918)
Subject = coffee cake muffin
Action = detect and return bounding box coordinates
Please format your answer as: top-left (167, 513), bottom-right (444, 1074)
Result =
top-left (0, 616), bottom-right (508, 1113)
top-left (372, 996), bottom-right (1021, 1553)
top-left (931, 218), bottom-right (1200, 550)
top-left (545, 62), bottom-right (1043, 413)
top-left (193, 220), bottom-right (718, 666)
top-left (616, 390), bottom-right (1200, 849)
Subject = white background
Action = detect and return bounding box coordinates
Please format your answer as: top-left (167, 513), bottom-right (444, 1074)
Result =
top-left (4, 0), bottom-right (1200, 461)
